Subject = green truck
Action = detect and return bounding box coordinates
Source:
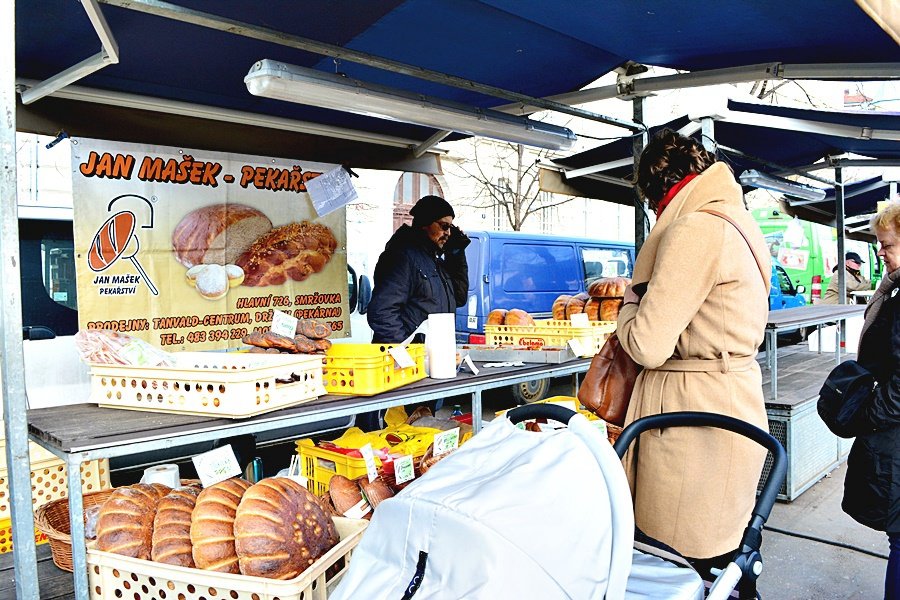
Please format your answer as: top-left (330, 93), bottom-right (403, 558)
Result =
top-left (752, 208), bottom-right (880, 302)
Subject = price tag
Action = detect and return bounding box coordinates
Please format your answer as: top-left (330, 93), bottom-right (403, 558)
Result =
top-left (271, 309), bottom-right (298, 338)
top-left (567, 337), bottom-right (589, 357)
top-left (462, 354), bottom-right (480, 375)
top-left (359, 444), bottom-right (379, 482)
top-left (394, 455), bottom-right (415, 485)
top-left (570, 312), bottom-right (590, 327)
top-left (388, 345), bottom-right (416, 369)
top-left (592, 419), bottom-right (608, 437)
top-left (192, 444), bottom-right (242, 488)
top-left (343, 497), bottom-right (372, 519)
top-left (433, 427), bottom-right (460, 457)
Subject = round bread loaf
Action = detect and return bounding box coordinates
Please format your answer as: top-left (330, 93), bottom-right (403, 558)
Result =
top-left (504, 308), bottom-right (534, 326)
top-left (96, 483), bottom-right (171, 559)
top-left (565, 293), bottom-right (589, 319)
top-left (235, 477), bottom-right (339, 579)
top-left (172, 204), bottom-right (272, 268)
top-left (486, 309), bottom-right (508, 326)
top-left (552, 295), bottom-right (572, 320)
top-left (600, 298), bottom-right (623, 322)
top-left (151, 486), bottom-right (200, 567)
top-left (329, 475), bottom-right (364, 516)
top-left (359, 477), bottom-right (394, 510)
top-left (588, 276), bottom-right (631, 298)
top-left (190, 478), bottom-right (252, 573)
top-left (584, 297), bottom-right (602, 321)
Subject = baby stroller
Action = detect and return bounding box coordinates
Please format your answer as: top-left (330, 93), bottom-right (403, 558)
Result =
top-left (331, 404), bottom-right (787, 600)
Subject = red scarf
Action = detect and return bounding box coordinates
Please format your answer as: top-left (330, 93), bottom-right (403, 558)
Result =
top-left (656, 172), bottom-right (698, 217)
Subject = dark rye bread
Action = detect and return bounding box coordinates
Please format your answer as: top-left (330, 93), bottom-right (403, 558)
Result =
top-left (190, 478), bottom-right (252, 573)
top-left (96, 483), bottom-right (171, 559)
top-left (235, 477), bottom-right (339, 579)
top-left (172, 203), bottom-right (272, 268)
top-left (151, 486), bottom-right (201, 567)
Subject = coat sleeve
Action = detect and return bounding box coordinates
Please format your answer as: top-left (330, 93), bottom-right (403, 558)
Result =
top-left (863, 331), bottom-right (900, 428)
top-left (443, 247), bottom-right (469, 308)
top-left (367, 251), bottom-right (413, 343)
top-left (617, 215), bottom-right (724, 369)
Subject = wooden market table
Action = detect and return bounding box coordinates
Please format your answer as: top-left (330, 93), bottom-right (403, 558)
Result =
top-left (23, 358), bottom-right (590, 600)
top-left (763, 304), bottom-right (865, 402)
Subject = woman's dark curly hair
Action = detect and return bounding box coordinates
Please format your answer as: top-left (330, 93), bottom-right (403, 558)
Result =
top-left (636, 128), bottom-right (717, 210)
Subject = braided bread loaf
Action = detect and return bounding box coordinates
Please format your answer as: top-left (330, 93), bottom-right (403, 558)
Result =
top-left (151, 486), bottom-right (201, 567)
top-left (96, 483), bottom-right (171, 559)
top-left (234, 477), bottom-right (339, 579)
top-left (235, 222), bottom-right (337, 287)
top-left (190, 478), bottom-right (252, 573)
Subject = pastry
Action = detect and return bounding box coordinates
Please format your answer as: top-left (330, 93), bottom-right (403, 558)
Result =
top-left (236, 222), bottom-right (337, 287)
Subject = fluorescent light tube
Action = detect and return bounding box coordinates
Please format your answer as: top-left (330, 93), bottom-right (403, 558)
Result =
top-left (738, 169), bottom-right (827, 202)
top-left (245, 60), bottom-right (577, 151)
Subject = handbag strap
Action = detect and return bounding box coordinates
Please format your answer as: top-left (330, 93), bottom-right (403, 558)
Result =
top-left (699, 208), bottom-right (768, 291)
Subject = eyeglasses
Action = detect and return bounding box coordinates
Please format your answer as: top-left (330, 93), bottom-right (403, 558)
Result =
top-left (436, 222), bottom-right (452, 232)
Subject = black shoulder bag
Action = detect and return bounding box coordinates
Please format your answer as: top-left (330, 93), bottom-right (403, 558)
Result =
top-left (817, 360), bottom-right (877, 438)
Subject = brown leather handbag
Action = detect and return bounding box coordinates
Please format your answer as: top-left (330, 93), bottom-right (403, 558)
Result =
top-left (578, 332), bottom-right (642, 427)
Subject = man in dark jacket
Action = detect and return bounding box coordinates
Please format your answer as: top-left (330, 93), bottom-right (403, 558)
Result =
top-left (367, 195), bottom-right (469, 343)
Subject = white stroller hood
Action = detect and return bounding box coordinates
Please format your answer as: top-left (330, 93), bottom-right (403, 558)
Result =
top-left (331, 413), bottom-right (635, 600)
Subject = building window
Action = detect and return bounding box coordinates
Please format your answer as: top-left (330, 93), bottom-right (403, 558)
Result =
top-left (393, 173), bottom-right (444, 230)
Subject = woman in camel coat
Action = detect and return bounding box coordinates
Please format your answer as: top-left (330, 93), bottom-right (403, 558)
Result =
top-left (617, 130), bottom-right (771, 568)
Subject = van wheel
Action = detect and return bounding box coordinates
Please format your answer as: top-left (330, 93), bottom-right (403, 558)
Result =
top-left (511, 379), bottom-right (551, 404)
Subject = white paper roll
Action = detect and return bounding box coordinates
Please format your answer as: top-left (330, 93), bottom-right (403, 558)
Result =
top-left (426, 313), bottom-right (457, 379)
top-left (140, 464), bottom-right (181, 489)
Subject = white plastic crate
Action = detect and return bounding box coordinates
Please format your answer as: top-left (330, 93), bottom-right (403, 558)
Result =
top-left (90, 352), bottom-right (326, 418)
top-left (87, 517), bottom-right (367, 600)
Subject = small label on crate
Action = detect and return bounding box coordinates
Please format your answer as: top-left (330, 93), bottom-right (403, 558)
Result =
top-left (433, 427), bottom-right (460, 456)
top-left (388, 345), bottom-right (416, 369)
top-left (569, 313), bottom-right (590, 327)
top-left (567, 337), bottom-right (589, 356)
top-left (192, 445), bottom-right (242, 488)
top-left (344, 497), bottom-right (372, 519)
top-left (271, 309), bottom-right (299, 338)
top-left (360, 444), bottom-right (379, 482)
top-left (394, 454), bottom-right (415, 484)
top-left (592, 419), bottom-right (608, 436)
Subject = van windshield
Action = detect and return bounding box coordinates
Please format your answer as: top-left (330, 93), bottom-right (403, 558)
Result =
top-left (581, 247), bottom-right (633, 284)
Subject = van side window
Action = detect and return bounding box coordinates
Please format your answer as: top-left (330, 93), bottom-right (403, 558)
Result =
top-left (464, 237), bottom-right (481, 291)
top-left (581, 247), bottom-right (633, 285)
top-left (775, 266), bottom-right (795, 295)
top-left (501, 244), bottom-right (579, 292)
top-left (19, 219), bottom-right (78, 336)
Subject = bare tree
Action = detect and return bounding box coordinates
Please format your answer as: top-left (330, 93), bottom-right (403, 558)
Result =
top-left (450, 140), bottom-right (579, 231)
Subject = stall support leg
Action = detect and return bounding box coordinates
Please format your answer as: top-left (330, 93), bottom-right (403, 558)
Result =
top-left (472, 389), bottom-right (483, 433)
top-left (768, 330), bottom-right (778, 401)
top-left (68, 455), bottom-right (90, 600)
top-left (835, 320), bottom-right (843, 365)
top-left (572, 372), bottom-right (580, 396)
top-left (817, 324), bottom-right (823, 354)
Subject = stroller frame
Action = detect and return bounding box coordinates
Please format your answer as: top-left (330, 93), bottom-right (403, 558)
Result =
top-left (507, 405), bottom-right (788, 600)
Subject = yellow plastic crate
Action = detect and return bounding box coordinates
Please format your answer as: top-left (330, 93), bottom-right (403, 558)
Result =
top-left (0, 440), bottom-right (111, 520)
top-left (0, 517), bottom-right (47, 554)
top-left (87, 517), bottom-right (367, 600)
top-left (484, 320), bottom-right (616, 357)
top-left (296, 440), bottom-right (377, 496)
top-left (322, 343), bottom-right (426, 396)
top-left (494, 396), bottom-right (599, 421)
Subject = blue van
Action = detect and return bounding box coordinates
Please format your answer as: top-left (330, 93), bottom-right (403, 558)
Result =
top-left (456, 230), bottom-right (635, 344)
top-left (770, 264), bottom-right (807, 311)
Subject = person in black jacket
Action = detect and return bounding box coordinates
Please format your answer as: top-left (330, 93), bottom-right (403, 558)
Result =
top-left (367, 195), bottom-right (469, 343)
top-left (843, 203), bottom-right (900, 599)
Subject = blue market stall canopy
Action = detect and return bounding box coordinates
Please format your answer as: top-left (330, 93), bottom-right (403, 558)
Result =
top-left (13, 0), bottom-right (900, 170)
top-left (780, 176), bottom-right (894, 241)
top-left (544, 102), bottom-right (900, 206)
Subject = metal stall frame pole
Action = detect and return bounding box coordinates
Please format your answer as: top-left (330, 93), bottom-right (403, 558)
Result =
top-left (632, 96), bottom-right (649, 253)
top-left (835, 167), bottom-right (846, 363)
top-left (1, 1), bottom-right (41, 598)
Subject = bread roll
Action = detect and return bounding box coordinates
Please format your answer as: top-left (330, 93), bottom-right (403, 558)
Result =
top-left (190, 478), bottom-right (251, 573)
top-left (600, 298), bottom-right (623, 322)
top-left (552, 295), bottom-right (572, 320)
top-left (504, 309), bottom-right (534, 326)
top-left (329, 475), bottom-right (364, 516)
top-left (235, 221), bottom-right (337, 287)
top-left (584, 297), bottom-right (601, 321)
top-left (588, 277), bottom-right (631, 298)
top-left (486, 309), bottom-right (508, 326)
top-left (194, 264), bottom-right (229, 300)
top-left (235, 477), bottom-right (339, 579)
top-left (172, 204), bottom-right (272, 269)
top-left (359, 478), bottom-right (394, 510)
top-left (96, 483), bottom-right (171, 559)
top-left (151, 486), bottom-right (200, 567)
top-left (296, 319), bottom-right (331, 340)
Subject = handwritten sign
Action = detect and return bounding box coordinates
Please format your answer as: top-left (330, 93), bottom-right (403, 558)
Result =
top-left (192, 444), bottom-right (242, 488)
top-left (306, 165), bottom-right (358, 217)
top-left (271, 309), bottom-right (298, 338)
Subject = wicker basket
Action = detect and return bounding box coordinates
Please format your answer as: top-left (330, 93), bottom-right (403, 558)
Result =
top-left (33, 488), bottom-right (115, 572)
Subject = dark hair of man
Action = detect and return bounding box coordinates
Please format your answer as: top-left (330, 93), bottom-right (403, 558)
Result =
top-left (636, 128), bottom-right (717, 211)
